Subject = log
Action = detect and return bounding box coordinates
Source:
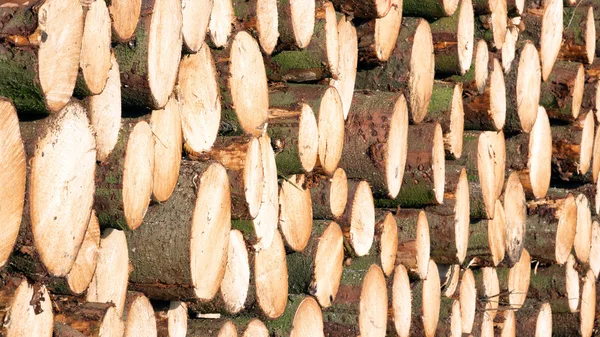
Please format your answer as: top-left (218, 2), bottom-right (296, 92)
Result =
top-left (330, 15), bottom-right (358, 120)
top-left (286, 221), bottom-right (344, 308)
top-left (308, 168), bottom-right (348, 219)
top-left (186, 319), bottom-right (237, 337)
top-left (464, 201), bottom-right (507, 267)
top-left (590, 220), bottom-right (600, 278)
top-left (473, 39), bottom-right (490, 94)
top-left (463, 58), bottom-right (506, 131)
top-left (503, 42), bottom-right (541, 134)
top-left (253, 231), bottom-right (288, 319)
top-left (0, 276), bottom-right (53, 336)
top-left (0, 0), bottom-right (83, 113)
top-left (355, 18), bottom-right (434, 124)
top-left (355, 0), bottom-right (403, 66)
top-left (337, 181), bottom-right (375, 256)
top-left (268, 84), bottom-right (344, 176)
top-left (551, 112), bottom-right (595, 182)
top-left (407, 260), bottom-right (442, 337)
top-left (500, 24), bottom-right (519, 73)
top-left (240, 319), bottom-right (269, 336)
top-left (503, 172), bottom-right (528, 266)
top-left (593, 123), bottom-right (600, 183)
top-left (473, 0), bottom-right (508, 51)
top-left (86, 228), bottom-right (130, 316)
top-left (94, 118), bottom-right (155, 231)
top-left (52, 297), bottom-right (122, 337)
top-left (376, 211), bottom-right (399, 276)
top-left (337, 91), bottom-right (408, 199)
top-left (108, 0), bottom-right (142, 42)
top-left (0, 99), bottom-right (25, 268)
top-left (508, 0), bottom-right (525, 16)
top-left (394, 209), bottom-right (431, 279)
top-left (113, 0), bottom-right (182, 110)
top-left (277, 0), bottom-right (315, 50)
top-left (331, 0), bottom-right (392, 19)
top-left (265, 295), bottom-right (324, 337)
top-left (520, 0), bottom-right (564, 81)
top-left (266, 1), bottom-right (339, 82)
top-left (123, 292), bottom-right (157, 337)
top-left (424, 81), bottom-right (464, 159)
top-left (85, 52), bottom-right (122, 163)
top-left (207, 0), bottom-right (233, 48)
top-left (177, 43), bottom-right (221, 154)
top-left (505, 106), bottom-right (552, 199)
top-left (580, 269), bottom-right (596, 337)
top-left (402, 0), bottom-right (459, 19)
top-left (558, 6), bottom-right (596, 64)
top-left (186, 136), bottom-right (263, 220)
top-left (574, 193), bottom-right (593, 263)
top-left (181, 0), bottom-right (212, 52)
top-left (229, 0), bottom-right (279, 55)
top-left (78, 0), bottom-right (112, 95)
top-left (278, 174), bottom-right (313, 251)
top-left (539, 61), bottom-right (585, 122)
top-left (390, 264), bottom-right (411, 337)
top-left (126, 161), bottom-right (231, 302)
top-left (267, 103), bottom-right (319, 175)
top-left (322, 264), bottom-right (388, 337)
top-left (154, 301), bottom-right (187, 337)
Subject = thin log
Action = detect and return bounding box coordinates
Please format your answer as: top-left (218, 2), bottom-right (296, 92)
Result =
top-left (0, 276), bottom-right (53, 336)
top-left (463, 58), bottom-right (506, 131)
top-left (78, 0), bottom-right (111, 95)
top-left (355, 0), bottom-right (403, 66)
top-left (277, 0), bottom-right (315, 50)
top-left (278, 174), bottom-right (313, 251)
top-left (551, 112), bottom-right (595, 182)
top-left (108, 0), bottom-right (142, 42)
top-left (181, 0), bottom-right (212, 52)
top-left (539, 61), bottom-right (585, 122)
top-left (473, 0), bottom-right (508, 50)
top-left (425, 81), bottom-right (464, 159)
top-left (330, 15), bottom-right (358, 120)
top-left (229, 0), bottom-right (278, 54)
top-left (308, 168), bottom-right (348, 219)
top-left (337, 180), bottom-right (375, 256)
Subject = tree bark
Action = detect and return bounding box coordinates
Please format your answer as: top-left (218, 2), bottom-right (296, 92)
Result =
top-left (551, 112), bottom-right (595, 182)
top-left (52, 297), bottom-right (119, 337)
top-left (153, 301), bottom-right (187, 337)
top-left (539, 61), bottom-right (586, 122)
top-left (331, 0), bottom-right (392, 19)
top-left (402, 0), bottom-right (459, 19)
top-left (558, 5), bottom-right (596, 64)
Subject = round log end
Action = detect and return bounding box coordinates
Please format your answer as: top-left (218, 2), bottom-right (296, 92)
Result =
top-left (358, 265), bottom-right (387, 337)
top-left (416, 210), bottom-right (431, 280)
top-left (151, 95), bottom-right (183, 202)
top-left (481, 267), bottom-right (500, 317)
top-left (501, 27), bottom-right (517, 73)
top-left (122, 121), bottom-right (155, 230)
top-left (317, 86), bottom-right (345, 175)
top-left (447, 83), bottom-right (464, 159)
top-left (590, 221), bottom-right (600, 278)
top-left (475, 40), bottom-right (490, 94)
top-left (100, 306), bottom-right (125, 337)
top-left (374, 0), bottom-right (403, 62)
top-left (245, 137), bottom-right (265, 219)
top-left (178, 45), bottom-right (221, 153)
top-left (507, 248), bottom-right (531, 309)
top-left (3, 279), bottom-right (53, 337)
top-left (580, 269), bottom-right (596, 337)
top-left (208, 0), bottom-right (234, 48)
top-left (80, 0), bottom-right (112, 95)
top-left (504, 172), bottom-right (526, 265)
top-left (181, 0), bottom-right (212, 52)
top-left (0, 99), bottom-right (25, 267)
top-left (124, 293), bottom-right (157, 336)
top-left (230, 32), bottom-right (269, 136)
top-left (255, 231), bottom-right (288, 319)
top-left (190, 162), bottom-right (232, 300)
top-left (243, 319), bottom-right (269, 337)
top-left (379, 212), bottom-right (399, 276)
top-left (490, 0), bottom-right (508, 50)
top-left (456, 0), bottom-right (474, 75)
top-left (584, 7), bottom-right (596, 65)
top-left (290, 297), bottom-right (324, 337)
top-left (392, 264), bottom-right (411, 337)
top-left (313, 221), bottom-right (344, 307)
top-left (30, 100), bottom-right (96, 276)
top-left (443, 264), bottom-right (460, 298)
top-left (253, 134), bottom-right (279, 250)
top-left (453, 168), bottom-right (470, 263)
top-left (489, 58), bottom-right (507, 130)
top-left (554, 193), bottom-right (577, 265)
top-left (220, 230), bottom-right (250, 314)
top-left (65, 211), bottom-right (100, 294)
top-left (422, 259), bottom-right (441, 337)
top-left (108, 0), bottom-right (142, 42)
top-left (493, 131), bottom-right (506, 200)
top-left (450, 299), bottom-right (462, 337)
top-left (409, 19), bottom-right (434, 124)
top-left (540, 0), bottom-right (564, 81)
top-left (330, 15), bottom-right (358, 120)
top-left (88, 52), bottom-right (122, 163)
top-left (535, 302), bottom-right (552, 337)
top-left (528, 106), bottom-right (552, 199)
top-left (330, 168), bottom-right (349, 218)
top-left (516, 42), bottom-right (542, 133)
top-left (574, 193), bottom-right (592, 263)
top-left (488, 200), bottom-right (506, 266)
top-left (38, 0), bottom-right (83, 112)
top-left (279, 174), bottom-right (313, 251)
top-left (571, 63), bottom-right (586, 120)
top-left (256, 0), bottom-right (279, 54)
top-left (565, 254), bottom-right (580, 312)
top-left (459, 269), bottom-right (476, 334)
top-left (348, 181), bottom-right (375, 256)
top-left (477, 132), bottom-right (498, 219)
top-left (432, 123), bottom-right (446, 204)
top-left (592, 124), bottom-right (600, 183)
top-left (165, 301), bottom-right (188, 337)
top-left (501, 309), bottom-right (516, 337)
top-left (386, 94), bottom-right (409, 198)
top-left (297, 103), bottom-right (319, 172)
top-left (289, 0), bottom-right (315, 49)
top-left (578, 111), bottom-right (595, 174)
top-left (323, 2), bottom-right (340, 78)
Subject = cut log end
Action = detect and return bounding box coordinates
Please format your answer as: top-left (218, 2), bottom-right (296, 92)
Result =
top-left (488, 200), bottom-right (506, 266)
top-left (313, 221), bottom-right (344, 307)
top-left (288, 0), bottom-right (315, 49)
top-left (379, 212), bottom-right (399, 276)
top-left (0, 99), bottom-right (25, 268)
top-left (245, 137), bottom-right (265, 220)
top-left (447, 83), bottom-right (464, 159)
top-left (253, 134), bottom-right (279, 250)
top-left (255, 231), bottom-right (288, 319)
top-left (477, 132), bottom-right (498, 219)
top-left (151, 95), bottom-right (182, 202)
top-left (296, 103), bottom-right (319, 172)
top-left (516, 43), bottom-right (541, 133)
top-left (1, 279), bottom-right (54, 337)
top-left (453, 168), bottom-right (470, 263)
top-left (570, 64), bottom-right (586, 120)
top-left (554, 194), bottom-right (577, 265)
top-left (489, 58), bottom-right (507, 130)
top-left (490, 0), bottom-right (508, 50)
top-left (539, 0), bottom-right (564, 81)
top-left (432, 123), bottom-right (446, 204)
top-left (220, 229), bottom-right (250, 314)
top-left (450, 300), bottom-right (462, 337)
top-left (279, 174), bottom-right (313, 251)
top-left (574, 194), bottom-right (592, 263)
top-left (504, 172), bottom-right (526, 265)
top-left (80, 0), bottom-right (111, 95)
top-left (122, 121), bottom-right (155, 230)
top-left (330, 15), bottom-right (358, 120)
top-left (124, 293), bottom-right (157, 337)
top-left (386, 94), bottom-right (409, 198)
top-left (181, 0), bottom-right (212, 52)
top-left (443, 264), bottom-right (460, 298)
top-left (65, 211), bottom-right (100, 294)
top-left (230, 32), bottom-right (269, 136)
top-left (321, 2), bottom-right (340, 78)
top-left (243, 319), bottom-right (269, 336)
top-left (392, 264), bottom-right (411, 337)
top-left (108, 0), bottom-right (142, 42)
top-left (346, 181), bottom-right (375, 256)
top-left (423, 260), bottom-right (441, 337)
top-left (592, 124), bottom-right (600, 183)
top-left (409, 19), bottom-right (435, 123)
top-left (317, 87), bottom-right (345, 175)
top-left (372, 0), bottom-right (403, 62)
top-left (578, 111), bottom-right (595, 174)
top-left (456, 0), bottom-right (475, 75)
top-left (535, 302), bottom-right (552, 337)
top-left (475, 40), bottom-right (490, 93)
top-left (164, 301), bottom-right (188, 337)
top-left (459, 269), bottom-right (476, 334)
top-left (584, 7), bottom-right (596, 64)
top-left (580, 269), bottom-right (596, 337)
top-left (190, 163), bottom-right (231, 300)
top-left (290, 297), bottom-right (324, 337)
top-left (501, 26), bottom-right (517, 73)
top-left (590, 221), bottom-right (600, 278)
top-left (528, 106), bottom-right (552, 199)
top-left (507, 248), bottom-right (531, 309)
top-left (358, 265), bottom-right (387, 337)
top-left (416, 210), bottom-right (432, 280)
top-left (256, 0), bottom-right (279, 54)
top-left (481, 267), bottom-right (500, 318)
top-left (208, 0), bottom-right (234, 48)
top-left (565, 254), bottom-right (580, 312)
top-left (330, 168), bottom-right (349, 218)
top-left (30, 100), bottom-right (96, 276)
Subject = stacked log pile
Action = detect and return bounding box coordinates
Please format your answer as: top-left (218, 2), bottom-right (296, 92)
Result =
top-left (1, 0), bottom-right (600, 336)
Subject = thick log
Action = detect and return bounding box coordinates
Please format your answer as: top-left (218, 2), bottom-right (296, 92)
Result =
top-left (0, 0), bottom-right (83, 113)
top-left (268, 84), bottom-right (344, 176)
top-left (559, 6), bottom-right (596, 64)
top-left (355, 0), bottom-right (403, 66)
top-left (266, 2), bottom-right (339, 82)
top-left (331, 0), bottom-right (392, 19)
top-left (402, 0), bottom-right (459, 19)
top-left (153, 301), bottom-right (187, 337)
top-left (0, 276), bottom-right (53, 336)
top-left (308, 168), bottom-right (348, 219)
top-left (539, 61), bottom-right (585, 122)
top-left (551, 112), bottom-right (595, 182)
top-left (337, 91), bottom-right (408, 199)
top-left (181, 0), bottom-right (212, 52)
top-left (53, 297), bottom-right (122, 337)
top-left (113, 0), bottom-right (182, 110)
top-left (126, 161), bottom-right (231, 302)
top-left (520, 0), bottom-right (564, 81)
top-left (355, 18), bottom-right (434, 124)
top-left (463, 58), bottom-right (506, 131)
top-left (123, 292), bottom-right (157, 337)
top-left (330, 15), bottom-right (358, 120)
top-left (429, 0), bottom-right (474, 76)
top-left (424, 81), bottom-right (464, 159)
top-left (265, 295), bottom-right (324, 337)
top-left (337, 181), bottom-right (375, 256)
top-left (0, 99), bottom-right (25, 268)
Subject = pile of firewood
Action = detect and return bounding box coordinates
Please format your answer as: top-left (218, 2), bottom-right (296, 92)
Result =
top-left (1, 0), bottom-right (600, 335)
